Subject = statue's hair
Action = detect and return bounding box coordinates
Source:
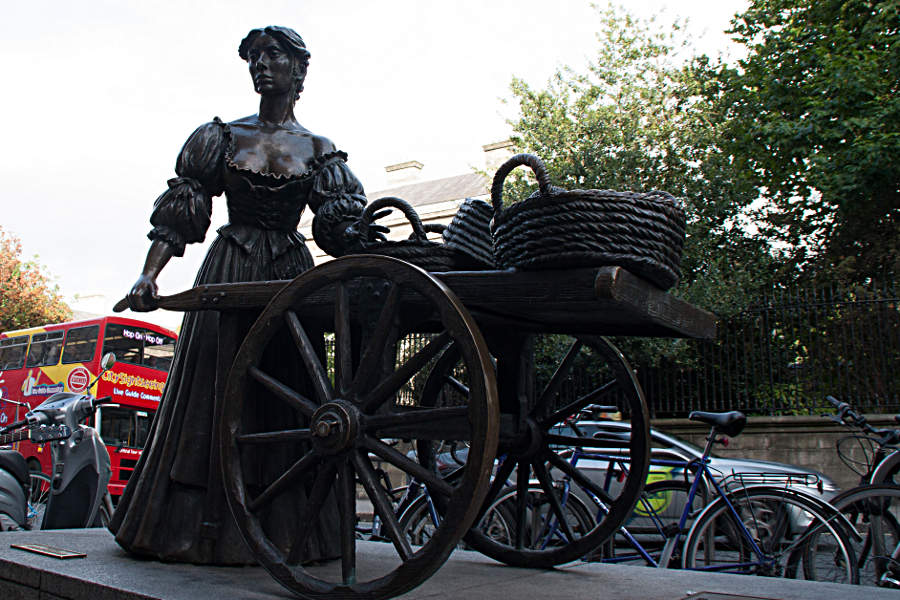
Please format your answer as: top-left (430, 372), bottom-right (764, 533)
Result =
top-left (239, 26), bottom-right (311, 98)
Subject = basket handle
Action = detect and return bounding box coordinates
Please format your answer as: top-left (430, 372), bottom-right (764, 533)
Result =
top-left (416, 223), bottom-right (445, 240)
top-left (361, 196), bottom-right (428, 241)
top-left (490, 153), bottom-right (552, 216)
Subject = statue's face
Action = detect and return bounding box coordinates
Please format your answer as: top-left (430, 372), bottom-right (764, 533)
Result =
top-left (246, 33), bottom-right (294, 95)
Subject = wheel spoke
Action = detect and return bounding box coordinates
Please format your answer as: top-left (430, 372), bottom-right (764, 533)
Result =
top-left (361, 331), bottom-right (451, 413)
top-left (352, 450), bottom-right (413, 561)
top-left (540, 378), bottom-right (619, 427)
top-left (532, 460), bottom-right (577, 542)
top-left (249, 451), bottom-right (319, 512)
top-left (337, 459), bottom-right (357, 585)
top-left (363, 437), bottom-right (454, 497)
top-left (285, 310), bottom-right (334, 405)
top-left (545, 450), bottom-right (615, 505)
top-left (350, 283), bottom-right (400, 398)
top-left (334, 282), bottom-right (353, 396)
top-left (532, 339), bottom-right (583, 418)
top-left (249, 366), bottom-right (318, 418)
top-left (286, 463), bottom-right (337, 565)
top-left (515, 460), bottom-right (529, 549)
top-left (237, 428), bottom-right (311, 444)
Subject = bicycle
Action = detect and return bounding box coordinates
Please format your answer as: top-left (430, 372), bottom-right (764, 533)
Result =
top-left (552, 410), bottom-right (860, 582)
top-left (823, 395), bottom-right (900, 586)
top-left (357, 440), bottom-right (470, 545)
top-left (825, 395), bottom-right (900, 486)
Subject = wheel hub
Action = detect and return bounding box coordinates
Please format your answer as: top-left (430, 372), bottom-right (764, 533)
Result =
top-left (311, 400), bottom-right (360, 454)
top-left (505, 417), bottom-right (544, 460)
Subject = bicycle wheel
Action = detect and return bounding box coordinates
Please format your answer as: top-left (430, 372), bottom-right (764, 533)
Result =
top-left (397, 492), bottom-right (498, 549)
top-left (830, 483), bottom-right (900, 586)
top-left (417, 334), bottom-right (650, 568)
top-left (481, 485), bottom-right (595, 551)
top-left (604, 479), bottom-right (705, 566)
top-left (682, 486), bottom-right (858, 583)
top-left (400, 484), bottom-right (594, 552)
top-left (25, 472), bottom-right (51, 530)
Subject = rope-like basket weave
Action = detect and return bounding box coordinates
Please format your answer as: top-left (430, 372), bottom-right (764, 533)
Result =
top-left (442, 198), bottom-right (495, 269)
top-left (357, 197), bottom-right (459, 272)
top-left (491, 153), bottom-right (685, 290)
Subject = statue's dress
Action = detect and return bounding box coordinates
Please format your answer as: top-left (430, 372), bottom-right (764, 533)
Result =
top-left (109, 118), bottom-right (365, 564)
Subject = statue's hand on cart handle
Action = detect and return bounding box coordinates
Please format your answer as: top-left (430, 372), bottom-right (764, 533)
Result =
top-left (127, 274), bottom-right (160, 312)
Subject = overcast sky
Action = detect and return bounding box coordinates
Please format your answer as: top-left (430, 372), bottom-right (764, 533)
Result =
top-left (0, 0), bottom-right (746, 331)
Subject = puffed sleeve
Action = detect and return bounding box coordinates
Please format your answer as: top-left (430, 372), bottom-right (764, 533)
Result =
top-left (147, 119), bottom-right (226, 256)
top-left (309, 152), bottom-right (369, 257)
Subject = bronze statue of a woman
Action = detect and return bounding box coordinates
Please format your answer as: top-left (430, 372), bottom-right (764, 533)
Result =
top-left (109, 26), bottom-right (378, 565)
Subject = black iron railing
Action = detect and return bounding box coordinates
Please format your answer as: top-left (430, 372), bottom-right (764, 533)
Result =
top-left (324, 280), bottom-right (899, 418)
top-left (640, 280), bottom-right (900, 417)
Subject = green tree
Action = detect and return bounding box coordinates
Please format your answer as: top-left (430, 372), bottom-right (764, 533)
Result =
top-left (707, 0), bottom-right (900, 281)
top-left (504, 5), bottom-right (779, 351)
top-left (0, 227), bottom-right (71, 331)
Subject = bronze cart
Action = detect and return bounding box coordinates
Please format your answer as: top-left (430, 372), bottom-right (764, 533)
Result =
top-left (145, 256), bottom-right (715, 599)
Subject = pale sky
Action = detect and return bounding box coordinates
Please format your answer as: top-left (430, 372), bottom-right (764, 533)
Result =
top-left (0, 0), bottom-right (746, 331)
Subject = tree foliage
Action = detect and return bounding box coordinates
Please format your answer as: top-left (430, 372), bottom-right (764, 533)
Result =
top-left (0, 227), bottom-right (71, 331)
top-left (706, 0), bottom-right (900, 281)
top-left (504, 5), bottom-right (779, 320)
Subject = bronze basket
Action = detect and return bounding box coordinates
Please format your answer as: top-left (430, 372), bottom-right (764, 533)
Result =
top-left (490, 153), bottom-right (685, 290)
top-left (441, 198), bottom-right (495, 269)
top-left (357, 196), bottom-right (459, 272)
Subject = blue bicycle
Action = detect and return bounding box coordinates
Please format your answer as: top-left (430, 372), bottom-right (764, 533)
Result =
top-left (547, 411), bottom-right (861, 582)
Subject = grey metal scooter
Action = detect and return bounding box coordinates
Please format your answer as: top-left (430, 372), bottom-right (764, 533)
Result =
top-left (0, 352), bottom-right (116, 529)
top-left (0, 426), bottom-right (69, 529)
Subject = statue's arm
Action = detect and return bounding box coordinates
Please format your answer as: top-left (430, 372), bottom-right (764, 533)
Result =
top-left (126, 121), bottom-right (226, 311)
top-left (308, 152), bottom-right (387, 257)
top-left (127, 240), bottom-right (175, 312)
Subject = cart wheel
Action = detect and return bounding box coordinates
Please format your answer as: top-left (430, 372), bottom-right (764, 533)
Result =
top-left (419, 335), bottom-right (649, 568)
top-left (221, 256), bottom-right (498, 599)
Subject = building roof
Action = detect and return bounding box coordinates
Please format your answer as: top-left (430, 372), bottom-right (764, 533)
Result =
top-left (299, 171), bottom-right (489, 227)
top-left (368, 172), bottom-right (489, 208)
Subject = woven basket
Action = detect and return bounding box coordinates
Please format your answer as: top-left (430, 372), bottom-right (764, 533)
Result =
top-left (357, 197), bottom-right (459, 272)
top-left (441, 198), bottom-right (495, 269)
top-left (491, 153), bottom-right (685, 290)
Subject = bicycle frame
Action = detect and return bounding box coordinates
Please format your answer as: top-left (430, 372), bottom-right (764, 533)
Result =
top-left (551, 432), bottom-right (841, 573)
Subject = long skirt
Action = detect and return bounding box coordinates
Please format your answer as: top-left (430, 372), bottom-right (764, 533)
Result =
top-left (109, 233), bottom-right (340, 565)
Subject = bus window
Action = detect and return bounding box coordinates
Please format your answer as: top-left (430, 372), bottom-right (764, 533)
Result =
top-left (0, 335), bottom-right (30, 370)
top-left (135, 410), bottom-right (154, 447)
top-left (25, 331), bottom-right (65, 367)
top-left (102, 324), bottom-right (142, 365)
top-left (61, 325), bottom-right (100, 364)
top-left (100, 406), bottom-right (156, 448)
top-left (143, 336), bottom-right (175, 371)
top-left (102, 323), bottom-right (175, 372)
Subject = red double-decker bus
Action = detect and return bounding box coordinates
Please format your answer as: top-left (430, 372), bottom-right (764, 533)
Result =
top-left (0, 316), bottom-right (176, 504)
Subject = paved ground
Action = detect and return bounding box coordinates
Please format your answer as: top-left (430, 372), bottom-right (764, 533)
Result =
top-left (0, 528), bottom-right (886, 599)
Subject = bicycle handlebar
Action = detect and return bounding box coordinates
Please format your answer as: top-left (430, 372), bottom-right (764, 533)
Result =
top-left (827, 395), bottom-right (869, 428)
top-left (827, 395), bottom-right (900, 447)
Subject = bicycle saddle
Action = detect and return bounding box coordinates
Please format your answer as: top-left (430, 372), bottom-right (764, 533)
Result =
top-left (688, 410), bottom-right (747, 438)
